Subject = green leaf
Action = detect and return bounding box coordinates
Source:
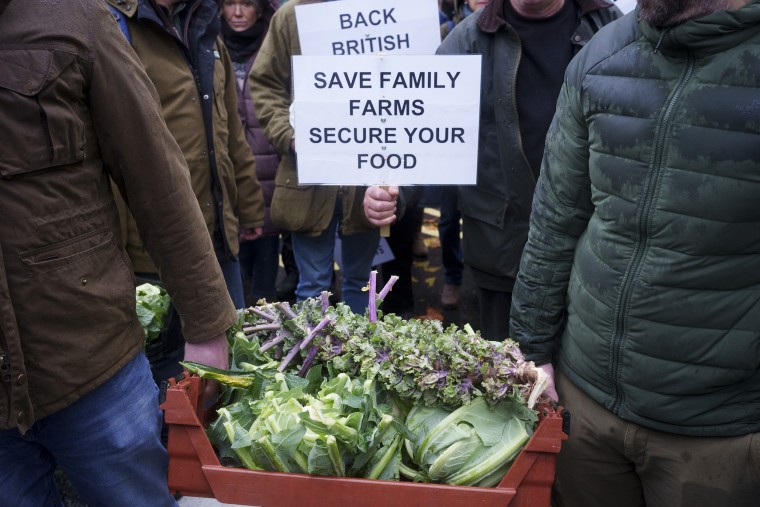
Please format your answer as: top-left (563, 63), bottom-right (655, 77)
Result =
top-left (135, 283), bottom-right (170, 342)
top-left (270, 424), bottom-right (308, 473)
top-left (181, 361), bottom-right (265, 390)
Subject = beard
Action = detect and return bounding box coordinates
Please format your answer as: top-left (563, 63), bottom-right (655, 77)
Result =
top-left (638, 0), bottom-right (735, 28)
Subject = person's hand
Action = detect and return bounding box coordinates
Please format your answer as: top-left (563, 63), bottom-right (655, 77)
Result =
top-left (538, 363), bottom-right (558, 402)
top-left (364, 185), bottom-right (400, 227)
top-left (239, 227), bottom-right (263, 242)
top-left (184, 333), bottom-right (229, 403)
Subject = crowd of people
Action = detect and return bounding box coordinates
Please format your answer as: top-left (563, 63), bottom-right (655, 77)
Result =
top-left (1, 0), bottom-right (759, 506)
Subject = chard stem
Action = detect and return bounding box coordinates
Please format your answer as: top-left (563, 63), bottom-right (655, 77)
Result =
top-left (243, 323), bottom-right (281, 334)
top-left (326, 435), bottom-right (346, 477)
top-left (259, 331), bottom-right (287, 352)
top-left (367, 434), bottom-right (402, 480)
top-left (257, 437), bottom-right (291, 473)
top-left (321, 291), bottom-right (330, 315)
top-left (292, 450), bottom-right (309, 474)
top-left (369, 270), bottom-right (378, 322)
top-left (298, 345), bottom-right (320, 377)
top-left (248, 307), bottom-right (277, 322)
top-left (399, 462), bottom-right (423, 482)
top-left (300, 316), bottom-right (332, 350)
top-left (377, 275), bottom-right (399, 301)
top-left (277, 339), bottom-right (303, 372)
top-left (275, 301), bottom-right (297, 320)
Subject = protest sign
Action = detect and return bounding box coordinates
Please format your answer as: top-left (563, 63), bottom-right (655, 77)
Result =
top-left (295, 0), bottom-right (441, 56)
top-left (292, 54), bottom-right (481, 186)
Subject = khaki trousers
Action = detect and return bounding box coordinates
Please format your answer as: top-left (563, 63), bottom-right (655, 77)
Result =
top-left (554, 370), bottom-right (760, 507)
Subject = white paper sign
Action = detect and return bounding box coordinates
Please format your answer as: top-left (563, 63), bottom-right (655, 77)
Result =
top-left (293, 54), bottom-right (481, 186)
top-left (295, 0), bottom-right (441, 56)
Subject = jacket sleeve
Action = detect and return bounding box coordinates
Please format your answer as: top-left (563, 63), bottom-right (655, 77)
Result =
top-left (249, 5), bottom-right (296, 157)
top-left (219, 41), bottom-right (265, 230)
top-left (509, 66), bottom-right (594, 365)
top-left (88, 2), bottom-right (236, 343)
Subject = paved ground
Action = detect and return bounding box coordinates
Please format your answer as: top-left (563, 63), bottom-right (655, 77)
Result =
top-left (179, 496), bottom-right (246, 506)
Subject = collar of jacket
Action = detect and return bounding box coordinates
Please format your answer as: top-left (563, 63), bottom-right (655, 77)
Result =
top-left (477, 0), bottom-right (615, 33)
top-left (639, 1), bottom-right (760, 57)
top-left (107, 0), bottom-right (138, 18)
top-left (0, 0), bottom-right (9, 18)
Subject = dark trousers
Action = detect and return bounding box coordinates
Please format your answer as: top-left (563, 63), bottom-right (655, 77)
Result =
top-left (438, 186), bottom-right (463, 285)
top-left (554, 370), bottom-right (760, 507)
top-left (476, 286), bottom-right (512, 341)
top-left (382, 191), bottom-right (424, 316)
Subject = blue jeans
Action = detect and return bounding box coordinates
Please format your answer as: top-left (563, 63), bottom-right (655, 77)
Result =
top-left (238, 234), bottom-right (280, 303)
top-left (0, 353), bottom-right (177, 507)
top-left (292, 201), bottom-right (379, 314)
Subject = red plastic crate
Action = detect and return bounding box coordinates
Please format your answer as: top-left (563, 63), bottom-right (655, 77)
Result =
top-left (161, 374), bottom-right (568, 507)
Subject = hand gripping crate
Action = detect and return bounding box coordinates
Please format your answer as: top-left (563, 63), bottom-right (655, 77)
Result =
top-left (161, 373), bottom-right (569, 507)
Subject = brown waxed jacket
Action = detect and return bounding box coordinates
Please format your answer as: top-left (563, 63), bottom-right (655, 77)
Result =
top-left (107, 0), bottom-right (265, 272)
top-left (250, 0), bottom-right (374, 237)
top-left (0, 0), bottom-right (236, 432)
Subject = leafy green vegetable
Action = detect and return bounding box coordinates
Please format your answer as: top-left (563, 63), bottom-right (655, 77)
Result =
top-left (182, 273), bottom-right (548, 487)
top-left (224, 288), bottom-right (546, 410)
top-left (404, 396), bottom-right (536, 486)
top-left (186, 361), bottom-right (406, 480)
top-left (135, 283), bottom-right (171, 342)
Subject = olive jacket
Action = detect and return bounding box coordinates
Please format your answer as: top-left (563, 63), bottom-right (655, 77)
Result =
top-left (107, 0), bottom-right (265, 272)
top-left (0, 0), bottom-right (236, 433)
top-left (437, 0), bottom-right (621, 292)
top-left (511, 2), bottom-right (760, 436)
top-left (249, 0), bottom-right (373, 237)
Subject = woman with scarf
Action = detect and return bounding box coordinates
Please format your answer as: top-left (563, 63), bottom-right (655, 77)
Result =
top-left (221, 0), bottom-right (286, 306)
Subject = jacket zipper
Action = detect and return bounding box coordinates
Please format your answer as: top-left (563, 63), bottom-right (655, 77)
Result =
top-left (609, 51), bottom-right (696, 413)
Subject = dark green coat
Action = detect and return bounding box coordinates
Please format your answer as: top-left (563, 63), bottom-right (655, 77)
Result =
top-left (437, 0), bottom-right (621, 291)
top-left (511, 2), bottom-right (760, 436)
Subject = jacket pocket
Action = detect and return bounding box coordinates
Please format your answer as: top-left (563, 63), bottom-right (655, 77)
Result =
top-left (0, 49), bottom-right (85, 177)
top-left (19, 228), bottom-right (114, 277)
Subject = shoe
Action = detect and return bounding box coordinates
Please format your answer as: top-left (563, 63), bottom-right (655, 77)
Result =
top-left (412, 231), bottom-right (428, 258)
top-left (441, 283), bottom-right (460, 309)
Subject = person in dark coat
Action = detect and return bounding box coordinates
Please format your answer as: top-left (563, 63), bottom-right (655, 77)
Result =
top-left (436, 0), bottom-right (621, 340)
top-left (511, 1), bottom-right (760, 504)
top-left (220, 0), bottom-right (284, 306)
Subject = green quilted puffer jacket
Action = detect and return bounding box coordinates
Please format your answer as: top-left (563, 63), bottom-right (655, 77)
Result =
top-left (511, 3), bottom-right (760, 437)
